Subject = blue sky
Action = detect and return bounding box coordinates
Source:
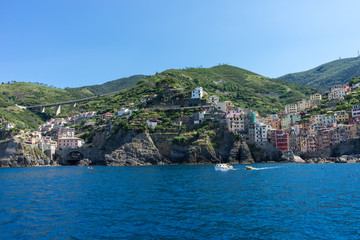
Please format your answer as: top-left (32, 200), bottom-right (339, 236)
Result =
top-left (1, 0), bottom-right (360, 88)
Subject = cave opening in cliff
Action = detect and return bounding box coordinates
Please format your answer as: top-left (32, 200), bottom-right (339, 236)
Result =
top-left (66, 151), bottom-right (85, 165)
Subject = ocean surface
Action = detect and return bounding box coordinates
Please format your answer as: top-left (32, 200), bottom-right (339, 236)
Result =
top-left (1, 164), bottom-right (360, 239)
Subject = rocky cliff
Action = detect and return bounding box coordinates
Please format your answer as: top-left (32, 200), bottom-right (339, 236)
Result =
top-left (0, 140), bottom-right (59, 167)
top-left (101, 129), bottom-right (255, 166)
top-left (104, 130), bottom-right (169, 166)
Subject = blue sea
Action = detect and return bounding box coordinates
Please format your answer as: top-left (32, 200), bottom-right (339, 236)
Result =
top-left (1, 164), bottom-right (360, 239)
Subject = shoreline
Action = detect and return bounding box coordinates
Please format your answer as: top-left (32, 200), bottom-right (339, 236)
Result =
top-left (1, 156), bottom-right (360, 168)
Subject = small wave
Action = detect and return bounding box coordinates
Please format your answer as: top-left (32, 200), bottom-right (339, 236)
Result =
top-left (249, 166), bottom-right (281, 170)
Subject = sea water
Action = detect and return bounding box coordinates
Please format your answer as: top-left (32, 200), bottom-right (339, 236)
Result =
top-left (1, 164), bottom-right (360, 239)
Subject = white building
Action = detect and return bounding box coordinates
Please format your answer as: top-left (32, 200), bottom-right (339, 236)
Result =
top-left (328, 88), bottom-right (346, 100)
top-left (118, 108), bottom-right (131, 117)
top-left (248, 123), bottom-right (270, 143)
top-left (297, 99), bottom-right (309, 112)
top-left (147, 119), bottom-right (158, 129)
top-left (321, 115), bottom-right (337, 126)
top-left (191, 87), bottom-right (203, 99)
top-left (5, 123), bottom-right (15, 130)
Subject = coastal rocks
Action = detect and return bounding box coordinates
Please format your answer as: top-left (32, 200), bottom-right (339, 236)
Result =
top-left (77, 159), bottom-right (91, 166)
top-left (0, 140), bottom-right (59, 168)
top-left (170, 133), bottom-right (219, 164)
top-left (302, 155), bottom-right (360, 164)
top-left (103, 129), bottom-right (256, 165)
top-left (228, 137), bottom-right (254, 164)
top-left (293, 155), bottom-right (305, 163)
top-left (248, 142), bottom-right (283, 163)
top-left (187, 142), bottom-right (218, 164)
top-left (105, 131), bottom-right (168, 166)
top-left (0, 155), bottom-right (59, 168)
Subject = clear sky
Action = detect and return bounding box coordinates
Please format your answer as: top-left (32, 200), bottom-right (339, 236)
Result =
top-left (1, 0), bottom-right (360, 88)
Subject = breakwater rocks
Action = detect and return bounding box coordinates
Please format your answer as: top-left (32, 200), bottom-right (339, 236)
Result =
top-left (302, 155), bottom-right (360, 164)
top-left (291, 154), bottom-right (360, 164)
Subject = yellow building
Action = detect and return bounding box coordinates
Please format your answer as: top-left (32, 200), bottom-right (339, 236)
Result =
top-left (285, 104), bottom-right (298, 114)
top-left (310, 93), bottom-right (322, 101)
top-left (335, 111), bottom-right (349, 123)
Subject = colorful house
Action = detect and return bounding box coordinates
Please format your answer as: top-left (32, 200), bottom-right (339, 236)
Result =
top-left (191, 87), bottom-right (203, 99)
top-left (269, 130), bottom-right (289, 151)
top-left (57, 137), bottom-right (83, 148)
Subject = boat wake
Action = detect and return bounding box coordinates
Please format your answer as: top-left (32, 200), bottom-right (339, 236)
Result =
top-left (248, 166), bottom-right (281, 170)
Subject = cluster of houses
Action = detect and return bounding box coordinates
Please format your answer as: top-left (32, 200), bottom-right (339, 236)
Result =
top-left (22, 111), bottom-right (99, 158)
top-left (220, 83), bottom-right (360, 155)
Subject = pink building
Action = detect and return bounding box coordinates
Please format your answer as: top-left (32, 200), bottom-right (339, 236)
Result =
top-left (57, 138), bottom-right (83, 148)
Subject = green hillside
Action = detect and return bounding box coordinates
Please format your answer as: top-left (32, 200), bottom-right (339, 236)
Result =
top-left (82, 65), bottom-right (316, 115)
top-left (0, 82), bottom-right (95, 130)
top-left (69, 75), bottom-right (147, 95)
top-left (278, 57), bottom-right (360, 90)
top-left (0, 82), bottom-right (94, 108)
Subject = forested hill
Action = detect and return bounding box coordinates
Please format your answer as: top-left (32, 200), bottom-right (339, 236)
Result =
top-left (0, 74), bottom-right (145, 129)
top-left (278, 57), bottom-right (360, 90)
top-left (68, 75), bottom-right (147, 95)
top-left (82, 65), bottom-right (316, 115)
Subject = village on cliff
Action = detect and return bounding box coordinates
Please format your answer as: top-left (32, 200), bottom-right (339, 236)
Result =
top-left (6, 80), bottom-right (360, 164)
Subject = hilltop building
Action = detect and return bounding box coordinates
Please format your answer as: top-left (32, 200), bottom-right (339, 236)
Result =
top-left (191, 87), bottom-right (203, 99)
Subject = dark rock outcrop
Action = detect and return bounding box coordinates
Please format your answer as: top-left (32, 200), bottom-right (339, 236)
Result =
top-left (248, 142), bottom-right (283, 163)
top-left (102, 129), bottom-right (255, 166)
top-left (104, 131), bottom-right (168, 166)
top-left (228, 137), bottom-right (254, 164)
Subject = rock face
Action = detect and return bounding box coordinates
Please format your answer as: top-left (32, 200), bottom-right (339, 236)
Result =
top-left (293, 155), bottom-right (305, 163)
top-left (248, 142), bottom-right (283, 163)
top-left (103, 130), bottom-right (254, 166)
top-left (0, 140), bottom-right (59, 168)
top-left (228, 137), bottom-right (254, 164)
top-left (302, 155), bottom-right (360, 164)
top-left (169, 133), bottom-right (218, 164)
top-left (105, 130), bottom-right (168, 166)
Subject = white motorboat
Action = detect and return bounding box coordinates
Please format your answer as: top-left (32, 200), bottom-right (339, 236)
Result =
top-left (214, 163), bottom-right (234, 171)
